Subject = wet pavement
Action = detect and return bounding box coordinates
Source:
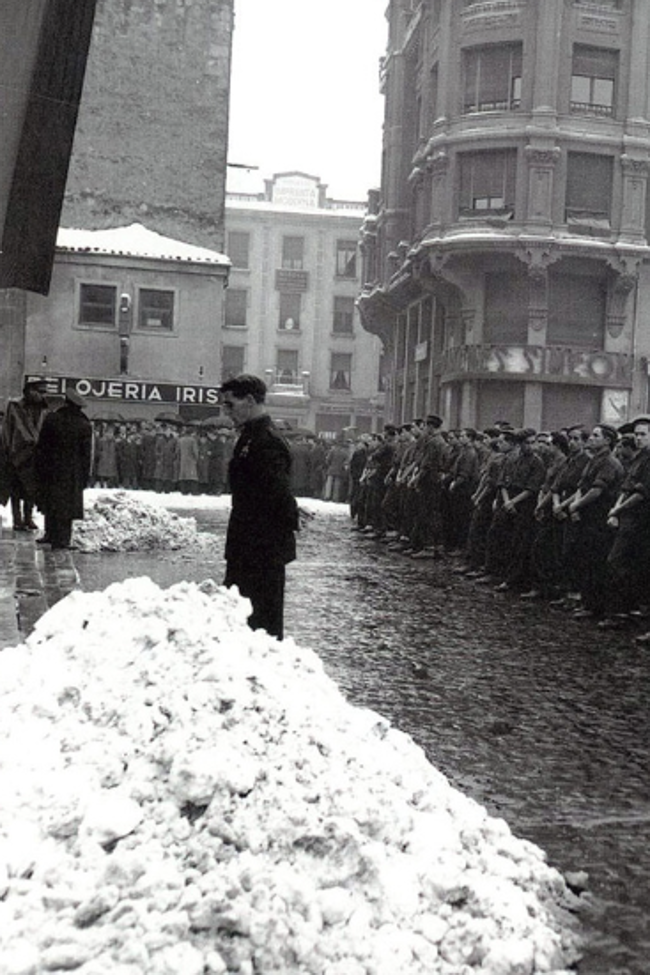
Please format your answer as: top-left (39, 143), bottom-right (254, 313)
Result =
top-left (3, 506), bottom-right (650, 974)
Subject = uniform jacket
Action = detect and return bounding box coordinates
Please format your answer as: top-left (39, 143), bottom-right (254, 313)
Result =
top-left (225, 415), bottom-right (299, 570)
top-left (35, 404), bottom-right (92, 520)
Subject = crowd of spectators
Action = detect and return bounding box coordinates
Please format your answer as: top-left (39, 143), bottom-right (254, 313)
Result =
top-left (345, 415), bottom-right (650, 643)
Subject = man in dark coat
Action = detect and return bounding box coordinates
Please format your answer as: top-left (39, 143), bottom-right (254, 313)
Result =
top-left (1, 379), bottom-right (49, 530)
top-left (221, 374), bottom-right (299, 640)
top-left (35, 388), bottom-right (93, 549)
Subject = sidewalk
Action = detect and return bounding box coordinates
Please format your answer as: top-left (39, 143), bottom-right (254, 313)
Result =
top-left (0, 529), bottom-right (80, 650)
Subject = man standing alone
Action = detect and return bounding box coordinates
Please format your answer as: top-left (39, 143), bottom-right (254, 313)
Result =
top-left (35, 388), bottom-right (92, 549)
top-left (220, 374), bottom-right (299, 640)
top-left (1, 379), bottom-right (49, 530)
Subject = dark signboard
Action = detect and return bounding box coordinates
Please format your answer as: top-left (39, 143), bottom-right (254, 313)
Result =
top-left (27, 375), bottom-right (222, 406)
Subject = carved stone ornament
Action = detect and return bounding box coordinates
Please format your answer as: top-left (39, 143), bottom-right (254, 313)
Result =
top-left (524, 146), bottom-right (561, 168)
top-left (620, 155), bottom-right (650, 177)
top-left (426, 151), bottom-right (449, 178)
top-left (606, 269), bottom-right (639, 339)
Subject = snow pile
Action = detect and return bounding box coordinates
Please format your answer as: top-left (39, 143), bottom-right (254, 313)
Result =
top-left (0, 578), bottom-right (582, 975)
top-left (73, 492), bottom-right (205, 552)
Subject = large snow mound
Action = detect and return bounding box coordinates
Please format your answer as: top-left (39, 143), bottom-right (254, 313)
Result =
top-left (0, 578), bottom-right (582, 974)
top-left (73, 492), bottom-right (206, 552)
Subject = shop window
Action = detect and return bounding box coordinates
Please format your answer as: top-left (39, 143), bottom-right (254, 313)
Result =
top-left (279, 292), bottom-right (301, 330)
top-left (282, 236), bottom-right (304, 270)
top-left (333, 296), bottom-right (355, 334)
top-left (458, 149), bottom-right (517, 217)
top-left (227, 231), bottom-right (250, 269)
top-left (542, 385), bottom-right (601, 433)
top-left (571, 45), bottom-right (617, 118)
top-left (463, 44), bottom-right (522, 114)
top-left (222, 345), bottom-right (245, 380)
top-left (225, 288), bottom-right (247, 328)
top-left (78, 283), bottom-right (117, 328)
top-left (565, 152), bottom-right (613, 230)
top-left (336, 240), bottom-right (357, 278)
top-left (330, 352), bottom-right (352, 391)
top-left (138, 289), bottom-right (174, 331)
top-left (276, 349), bottom-right (299, 384)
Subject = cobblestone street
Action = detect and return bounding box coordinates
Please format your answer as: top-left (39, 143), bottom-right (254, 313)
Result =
top-left (3, 504), bottom-right (650, 974)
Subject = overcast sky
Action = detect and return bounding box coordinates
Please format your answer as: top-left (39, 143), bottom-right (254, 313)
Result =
top-left (227, 0), bottom-right (387, 201)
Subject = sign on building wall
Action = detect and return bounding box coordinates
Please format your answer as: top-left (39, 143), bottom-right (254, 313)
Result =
top-left (441, 345), bottom-right (634, 389)
top-left (271, 174), bottom-right (320, 209)
top-left (28, 375), bottom-right (222, 406)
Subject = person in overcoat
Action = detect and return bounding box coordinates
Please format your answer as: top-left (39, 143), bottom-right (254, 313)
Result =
top-left (1, 379), bottom-right (49, 529)
top-left (34, 388), bottom-right (93, 549)
top-left (220, 374), bottom-right (299, 640)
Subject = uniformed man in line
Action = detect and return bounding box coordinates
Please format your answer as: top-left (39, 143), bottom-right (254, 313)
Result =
top-left (604, 417), bottom-right (650, 628)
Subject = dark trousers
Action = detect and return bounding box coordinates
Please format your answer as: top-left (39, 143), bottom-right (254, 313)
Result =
top-left (224, 563), bottom-right (286, 640)
top-left (46, 511), bottom-right (73, 548)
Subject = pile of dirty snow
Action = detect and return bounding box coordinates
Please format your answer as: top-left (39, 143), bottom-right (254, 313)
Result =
top-left (0, 578), bottom-right (582, 975)
top-left (72, 492), bottom-right (206, 552)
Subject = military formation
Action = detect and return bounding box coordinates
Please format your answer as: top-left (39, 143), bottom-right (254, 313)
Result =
top-left (348, 414), bottom-right (650, 643)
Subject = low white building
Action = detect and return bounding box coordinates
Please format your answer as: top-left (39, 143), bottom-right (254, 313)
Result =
top-left (13, 223), bottom-right (230, 420)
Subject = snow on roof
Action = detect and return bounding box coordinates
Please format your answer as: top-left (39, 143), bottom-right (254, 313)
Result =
top-left (56, 224), bottom-right (231, 266)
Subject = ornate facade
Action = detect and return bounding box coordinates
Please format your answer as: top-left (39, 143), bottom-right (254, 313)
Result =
top-left (359, 0), bottom-right (650, 430)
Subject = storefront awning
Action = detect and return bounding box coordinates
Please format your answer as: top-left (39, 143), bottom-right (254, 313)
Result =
top-left (0, 0), bottom-right (98, 294)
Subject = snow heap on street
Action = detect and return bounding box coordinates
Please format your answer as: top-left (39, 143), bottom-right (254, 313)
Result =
top-left (0, 578), bottom-right (582, 975)
top-left (72, 492), bottom-right (205, 552)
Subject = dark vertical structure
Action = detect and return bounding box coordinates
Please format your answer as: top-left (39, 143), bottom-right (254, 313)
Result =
top-left (0, 0), bottom-right (98, 294)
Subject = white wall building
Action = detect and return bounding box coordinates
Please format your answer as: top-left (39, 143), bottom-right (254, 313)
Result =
top-left (225, 172), bottom-right (385, 436)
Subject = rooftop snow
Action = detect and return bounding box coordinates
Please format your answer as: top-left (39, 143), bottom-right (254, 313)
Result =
top-left (57, 224), bottom-right (231, 266)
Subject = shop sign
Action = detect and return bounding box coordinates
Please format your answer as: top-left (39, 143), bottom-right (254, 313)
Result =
top-left (27, 375), bottom-right (222, 405)
top-left (440, 345), bottom-right (634, 389)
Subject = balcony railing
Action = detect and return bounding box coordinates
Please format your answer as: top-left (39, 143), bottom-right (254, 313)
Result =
top-left (264, 369), bottom-right (310, 396)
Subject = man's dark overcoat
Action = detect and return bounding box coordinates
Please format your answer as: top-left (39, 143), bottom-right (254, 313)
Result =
top-left (35, 404), bottom-right (92, 520)
top-left (225, 415), bottom-right (299, 571)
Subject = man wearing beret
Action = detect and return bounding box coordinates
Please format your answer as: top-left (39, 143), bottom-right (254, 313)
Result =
top-left (1, 379), bottom-right (49, 530)
top-left (565, 423), bottom-right (624, 620)
top-left (34, 388), bottom-right (93, 549)
top-left (604, 418), bottom-right (650, 626)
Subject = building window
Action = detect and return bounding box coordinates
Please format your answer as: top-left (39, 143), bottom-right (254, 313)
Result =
top-left (548, 273), bottom-right (606, 347)
top-left (330, 352), bottom-right (352, 391)
top-left (225, 288), bottom-right (247, 328)
top-left (78, 283), bottom-right (117, 328)
top-left (458, 149), bottom-right (517, 217)
top-left (571, 45), bottom-right (617, 118)
top-left (222, 345), bottom-right (245, 380)
top-left (336, 240), bottom-right (357, 278)
top-left (276, 349), bottom-right (299, 384)
top-left (333, 296), bottom-right (355, 334)
top-left (227, 231), bottom-right (250, 269)
top-left (463, 44), bottom-right (522, 114)
top-left (138, 289), bottom-right (175, 330)
top-left (565, 152), bottom-right (613, 230)
top-left (279, 292), bottom-right (301, 330)
top-left (281, 236), bottom-right (304, 270)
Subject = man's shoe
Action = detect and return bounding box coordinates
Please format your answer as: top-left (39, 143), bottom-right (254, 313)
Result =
top-left (35, 536), bottom-right (52, 545)
top-left (572, 609), bottom-right (594, 619)
top-left (464, 569), bottom-right (484, 579)
top-left (635, 631), bottom-right (650, 645)
top-left (411, 549), bottom-right (437, 560)
top-left (494, 581), bottom-right (511, 592)
top-left (520, 590), bottom-right (541, 600)
top-left (24, 521), bottom-right (39, 530)
top-left (475, 575), bottom-right (496, 584)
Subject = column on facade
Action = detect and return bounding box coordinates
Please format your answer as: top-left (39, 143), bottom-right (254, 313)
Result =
top-left (626, 0), bottom-right (650, 123)
top-left (620, 156), bottom-right (650, 241)
top-left (530, 0), bottom-right (563, 113)
top-left (524, 147), bottom-right (561, 230)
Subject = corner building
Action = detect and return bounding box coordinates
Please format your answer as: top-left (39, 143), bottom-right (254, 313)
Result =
top-left (359, 0), bottom-right (650, 430)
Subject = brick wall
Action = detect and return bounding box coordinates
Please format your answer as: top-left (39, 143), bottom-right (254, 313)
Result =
top-left (62, 0), bottom-right (234, 252)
